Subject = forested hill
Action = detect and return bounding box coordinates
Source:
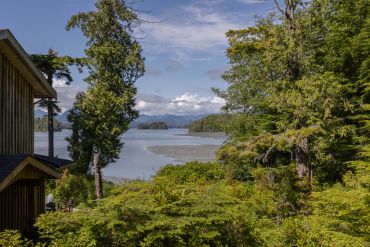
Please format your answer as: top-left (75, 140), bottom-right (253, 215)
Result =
top-left (35, 109), bottom-right (71, 128)
top-left (130, 114), bottom-right (207, 128)
top-left (188, 114), bottom-right (227, 132)
top-left (35, 110), bottom-right (209, 129)
top-left (34, 116), bottom-right (64, 132)
top-left (137, 122), bottom-right (168, 129)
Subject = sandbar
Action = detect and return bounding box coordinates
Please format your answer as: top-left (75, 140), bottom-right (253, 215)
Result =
top-left (146, 144), bottom-right (220, 162)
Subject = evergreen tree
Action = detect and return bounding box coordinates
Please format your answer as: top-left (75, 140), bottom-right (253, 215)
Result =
top-left (66, 0), bottom-right (145, 198)
top-left (30, 49), bottom-right (84, 157)
top-left (215, 0), bottom-right (370, 184)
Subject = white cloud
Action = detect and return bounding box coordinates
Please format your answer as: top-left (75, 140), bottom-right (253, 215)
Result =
top-left (135, 92), bottom-right (225, 115)
top-left (52, 78), bottom-right (69, 87)
top-left (52, 79), bottom-right (84, 112)
top-left (41, 80), bottom-right (226, 116)
top-left (140, 3), bottom-right (249, 53)
top-left (54, 86), bottom-right (82, 112)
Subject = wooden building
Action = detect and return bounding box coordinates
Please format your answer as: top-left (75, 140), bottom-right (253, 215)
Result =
top-left (0, 29), bottom-right (72, 236)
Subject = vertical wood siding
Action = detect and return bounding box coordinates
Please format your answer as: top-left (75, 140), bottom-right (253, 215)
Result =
top-left (0, 52), bottom-right (34, 155)
top-left (0, 179), bottom-right (45, 236)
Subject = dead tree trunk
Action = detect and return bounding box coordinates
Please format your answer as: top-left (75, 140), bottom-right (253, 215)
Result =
top-left (93, 152), bottom-right (103, 199)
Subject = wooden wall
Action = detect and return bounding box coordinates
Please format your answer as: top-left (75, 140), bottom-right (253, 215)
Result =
top-left (0, 52), bottom-right (34, 155)
top-left (0, 179), bottom-right (45, 236)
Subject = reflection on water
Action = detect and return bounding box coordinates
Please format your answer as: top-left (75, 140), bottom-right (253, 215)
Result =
top-left (34, 129), bottom-right (226, 180)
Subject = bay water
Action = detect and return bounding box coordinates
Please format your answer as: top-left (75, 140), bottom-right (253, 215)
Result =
top-left (34, 129), bottom-right (226, 180)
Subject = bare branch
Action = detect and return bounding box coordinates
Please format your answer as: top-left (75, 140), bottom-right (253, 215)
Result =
top-left (274, 0), bottom-right (285, 14)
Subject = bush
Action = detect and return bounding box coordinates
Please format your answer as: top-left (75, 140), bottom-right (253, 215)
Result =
top-left (35, 162), bottom-right (263, 246)
top-left (54, 169), bottom-right (94, 206)
top-left (155, 161), bottom-right (225, 184)
top-left (0, 230), bottom-right (36, 247)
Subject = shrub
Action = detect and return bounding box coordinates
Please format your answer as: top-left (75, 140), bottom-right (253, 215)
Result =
top-left (0, 230), bottom-right (36, 247)
top-left (54, 169), bottom-right (94, 206)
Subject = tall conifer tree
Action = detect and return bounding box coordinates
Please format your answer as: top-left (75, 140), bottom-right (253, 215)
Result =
top-left (30, 49), bottom-right (81, 157)
top-left (66, 0), bottom-right (144, 198)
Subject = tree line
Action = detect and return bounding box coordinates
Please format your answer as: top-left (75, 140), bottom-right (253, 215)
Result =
top-left (188, 114), bottom-right (227, 133)
top-left (138, 122), bottom-right (168, 129)
top-left (34, 116), bottom-right (65, 132)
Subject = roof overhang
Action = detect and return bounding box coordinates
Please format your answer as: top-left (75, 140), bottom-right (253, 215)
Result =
top-left (0, 156), bottom-right (62, 192)
top-left (33, 154), bottom-right (74, 172)
top-left (0, 29), bottom-right (57, 99)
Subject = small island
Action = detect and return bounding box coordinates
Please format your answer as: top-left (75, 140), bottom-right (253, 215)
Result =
top-left (138, 121), bottom-right (168, 130)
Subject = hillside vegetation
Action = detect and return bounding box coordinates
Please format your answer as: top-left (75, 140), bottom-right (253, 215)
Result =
top-left (34, 116), bottom-right (65, 132)
top-left (2, 161), bottom-right (368, 246)
top-left (188, 114), bottom-right (227, 133)
top-left (138, 122), bottom-right (169, 129)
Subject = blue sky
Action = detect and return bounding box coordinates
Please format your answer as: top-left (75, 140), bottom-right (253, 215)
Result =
top-left (0, 0), bottom-right (275, 115)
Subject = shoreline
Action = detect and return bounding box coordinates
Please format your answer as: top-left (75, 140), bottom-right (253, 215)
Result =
top-left (176, 132), bottom-right (227, 138)
top-left (146, 144), bottom-right (221, 162)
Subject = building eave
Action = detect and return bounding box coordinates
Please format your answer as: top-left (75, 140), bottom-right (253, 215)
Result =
top-left (0, 29), bottom-right (57, 99)
top-left (0, 156), bottom-right (62, 192)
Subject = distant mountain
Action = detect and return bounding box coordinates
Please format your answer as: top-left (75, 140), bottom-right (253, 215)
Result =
top-left (35, 109), bottom-right (47, 118)
top-left (35, 109), bottom-right (209, 129)
top-left (34, 109), bottom-right (71, 126)
top-left (130, 114), bottom-right (208, 128)
top-left (56, 110), bottom-right (71, 125)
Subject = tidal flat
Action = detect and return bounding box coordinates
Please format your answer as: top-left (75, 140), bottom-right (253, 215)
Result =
top-left (146, 144), bottom-right (221, 162)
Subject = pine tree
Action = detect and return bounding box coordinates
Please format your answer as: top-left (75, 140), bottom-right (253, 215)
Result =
top-left (30, 49), bottom-right (84, 157)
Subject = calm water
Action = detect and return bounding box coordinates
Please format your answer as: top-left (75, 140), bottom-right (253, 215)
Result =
top-left (34, 129), bottom-right (226, 180)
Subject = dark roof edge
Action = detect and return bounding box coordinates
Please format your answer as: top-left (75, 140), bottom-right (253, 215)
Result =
top-left (0, 29), bottom-right (57, 99)
top-left (0, 156), bottom-right (61, 192)
top-left (33, 154), bottom-right (74, 170)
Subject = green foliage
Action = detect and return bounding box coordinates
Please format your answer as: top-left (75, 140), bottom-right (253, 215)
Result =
top-left (0, 230), bottom-right (37, 247)
top-left (138, 122), bottom-right (168, 130)
top-left (35, 162), bottom-right (264, 246)
top-left (65, 94), bottom-right (94, 175)
top-left (155, 161), bottom-right (226, 184)
top-left (66, 0), bottom-right (144, 181)
top-left (34, 116), bottom-right (65, 132)
top-left (215, 0), bottom-right (370, 185)
top-left (30, 49), bottom-right (84, 116)
top-left (54, 170), bottom-right (94, 206)
top-left (46, 170), bottom-right (115, 206)
top-left (33, 160), bottom-right (370, 246)
top-left (188, 114), bottom-right (227, 133)
top-left (278, 165), bottom-right (370, 246)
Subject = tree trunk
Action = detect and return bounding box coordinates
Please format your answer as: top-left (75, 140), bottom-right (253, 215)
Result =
top-left (47, 68), bottom-right (54, 158)
top-left (274, 0), bottom-right (297, 32)
top-left (93, 152), bottom-right (103, 199)
top-left (48, 99), bottom-right (54, 158)
top-left (295, 138), bottom-right (311, 179)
